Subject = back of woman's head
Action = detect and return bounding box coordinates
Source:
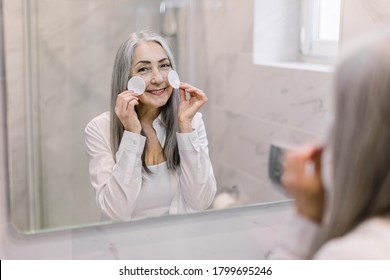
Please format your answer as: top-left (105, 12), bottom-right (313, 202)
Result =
top-left (326, 31), bottom-right (390, 242)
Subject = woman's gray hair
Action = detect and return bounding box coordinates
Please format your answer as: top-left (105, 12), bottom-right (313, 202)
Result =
top-left (310, 31), bottom-right (390, 257)
top-left (110, 30), bottom-right (180, 171)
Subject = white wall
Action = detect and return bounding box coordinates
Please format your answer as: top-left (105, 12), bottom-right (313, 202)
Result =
top-left (197, 0), bottom-right (331, 206)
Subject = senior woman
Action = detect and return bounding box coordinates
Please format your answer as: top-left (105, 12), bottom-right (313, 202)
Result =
top-left (85, 31), bottom-right (216, 221)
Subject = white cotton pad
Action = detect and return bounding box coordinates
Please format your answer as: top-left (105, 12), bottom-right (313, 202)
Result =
top-left (127, 76), bottom-right (146, 95)
top-left (168, 70), bottom-right (180, 89)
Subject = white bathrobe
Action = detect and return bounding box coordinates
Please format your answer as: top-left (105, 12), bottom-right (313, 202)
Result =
top-left (85, 111), bottom-right (217, 221)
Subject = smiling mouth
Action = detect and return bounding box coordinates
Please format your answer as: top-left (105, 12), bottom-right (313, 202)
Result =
top-left (148, 88), bottom-right (165, 96)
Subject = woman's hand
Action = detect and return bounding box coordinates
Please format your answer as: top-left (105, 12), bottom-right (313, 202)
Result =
top-left (177, 82), bottom-right (208, 133)
top-left (281, 143), bottom-right (325, 224)
top-left (114, 91), bottom-right (142, 133)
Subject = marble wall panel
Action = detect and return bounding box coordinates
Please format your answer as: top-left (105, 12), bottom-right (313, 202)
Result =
top-left (197, 0), bottom-right (332, 203)
top-left (342, 0), bottom-right (390, 44)
top-left (199, 0), bottom-right (254, 55)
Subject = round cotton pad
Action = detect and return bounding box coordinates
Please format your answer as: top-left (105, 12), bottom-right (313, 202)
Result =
top-left (168, 70), bottom-right (180, 89)
top-left (127, 76), bottom-right (145, 95)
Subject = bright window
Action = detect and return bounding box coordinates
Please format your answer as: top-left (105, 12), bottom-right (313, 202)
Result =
top-left (300, 0), bottom-right (342, 59)
top-left (252, 0), bottom-right (342, 69)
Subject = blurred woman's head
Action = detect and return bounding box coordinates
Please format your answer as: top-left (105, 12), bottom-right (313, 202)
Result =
top-left (315, 31), bottom-right (390, 255)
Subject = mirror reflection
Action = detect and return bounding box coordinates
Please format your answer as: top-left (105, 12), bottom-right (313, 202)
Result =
top-left (6, 0), bottom-right (339, 233)
top-left (85, 30), bottom-right (217, 221)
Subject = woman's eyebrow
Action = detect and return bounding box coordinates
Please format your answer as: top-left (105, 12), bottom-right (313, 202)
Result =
top-left (135, 60), bottom-right (151, 66)
top-left (135, 57), bottom-right (169, 66)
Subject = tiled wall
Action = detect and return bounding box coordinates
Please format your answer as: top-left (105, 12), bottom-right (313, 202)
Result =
top-left (196, 0), bottom-right (332, 205)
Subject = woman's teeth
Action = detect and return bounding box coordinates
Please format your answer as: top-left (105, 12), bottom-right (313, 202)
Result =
top-left (149, 89), bottom-right (165, 95)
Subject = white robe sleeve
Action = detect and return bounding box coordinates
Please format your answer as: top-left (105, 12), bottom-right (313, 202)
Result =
top-left (85, 117), bottom-right (146, 221)
top-left (176, 113), bottom-right (217, 210)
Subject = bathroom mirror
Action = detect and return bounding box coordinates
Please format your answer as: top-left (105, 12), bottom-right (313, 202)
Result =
top-left (5, 0), bottom-right (334, 234)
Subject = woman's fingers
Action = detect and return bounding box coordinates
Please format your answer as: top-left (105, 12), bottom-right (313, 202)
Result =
top-left (179, 82), bottom-right (208, 111)
top-left (179, 83), bottom-right (208, 101)
top-left (282, 145), bottom-right (323, 189)
top-left (114, 91), bottom-right (141, 133)
top-left (115, 91), bottom-right (138, 115)
top-left (126, 99), bottom-right (139, 111)
top-left (179, 88), bottom-right (187, 102)
top-left (281, 143), bottom-right (325, 223)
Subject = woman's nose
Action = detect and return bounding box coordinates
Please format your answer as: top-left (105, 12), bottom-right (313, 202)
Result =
top-left (150, 69), bottom-right (163, 84)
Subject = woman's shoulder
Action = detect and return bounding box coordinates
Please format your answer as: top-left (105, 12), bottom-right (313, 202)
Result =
top-left (85, 111), bottom-right (110, 133)
top-left (86, 111), bottom-right (110, 127)
top-left (315, 216), bottom-right (390, 259)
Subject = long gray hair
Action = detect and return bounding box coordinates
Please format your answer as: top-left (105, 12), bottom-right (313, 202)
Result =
top-left (310, 32), bottom-right (390, 257)
top-left (110, 30), bottom-right (180, 171)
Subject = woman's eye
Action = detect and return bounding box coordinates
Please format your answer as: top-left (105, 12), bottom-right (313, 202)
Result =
top-left (160, 63), bottom-right (171, 69)
top-left (137, 67), bottom-right (149, 73)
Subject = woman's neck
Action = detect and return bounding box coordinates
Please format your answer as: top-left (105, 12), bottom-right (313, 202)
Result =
top-left (136, 105), bottom-right (161, 126)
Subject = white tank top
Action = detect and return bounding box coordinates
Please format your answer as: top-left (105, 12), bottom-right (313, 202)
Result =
top-left (133, 162), bottom-right (176, 219)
